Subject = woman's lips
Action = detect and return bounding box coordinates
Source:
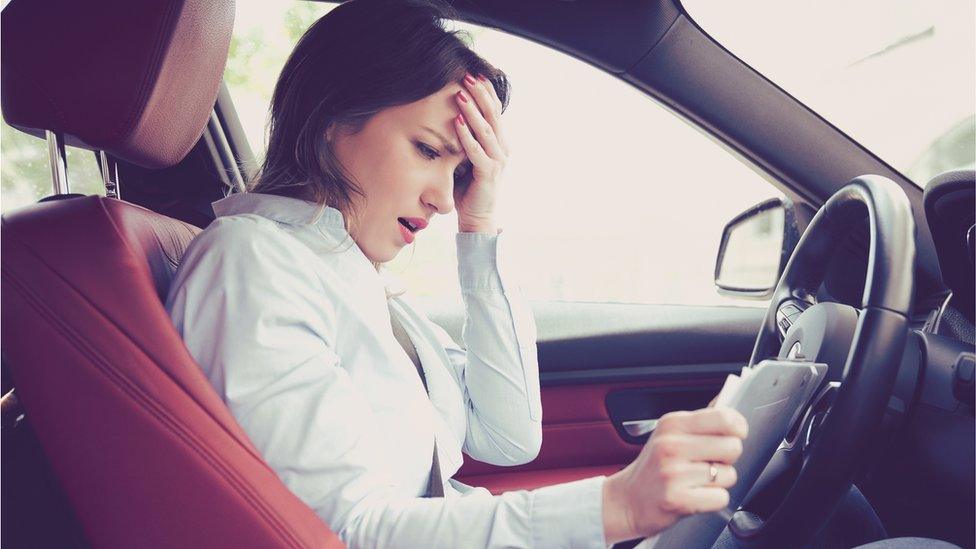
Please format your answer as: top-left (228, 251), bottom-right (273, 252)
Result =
top-left (396, 217), bottom-right (428, 245)
top-left (398, 221), bottom-right (415, 244)
top-left (399, 217), bottom-right (428, 231)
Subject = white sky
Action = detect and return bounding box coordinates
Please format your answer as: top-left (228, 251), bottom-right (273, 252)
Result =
top-left (684, 0), bottom-right (976, 179)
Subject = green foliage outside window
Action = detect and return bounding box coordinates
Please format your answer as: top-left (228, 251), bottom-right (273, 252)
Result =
top-left (1, 123), bottom-right (104, 214)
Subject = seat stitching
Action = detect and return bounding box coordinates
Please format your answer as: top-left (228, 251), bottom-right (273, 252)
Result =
top-left (91, 198), bottom-right (270, 461)
top-left (2, 264), bottom-right (313, 548)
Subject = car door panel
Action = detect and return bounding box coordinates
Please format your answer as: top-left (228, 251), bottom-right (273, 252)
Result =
top-left (456, 378), bottom-right (728, 494)
top-left (437, 302), bottom-right (765, 493)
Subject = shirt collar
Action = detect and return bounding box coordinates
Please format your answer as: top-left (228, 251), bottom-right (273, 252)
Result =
top-left (211, 192), bottom-right (346, 229)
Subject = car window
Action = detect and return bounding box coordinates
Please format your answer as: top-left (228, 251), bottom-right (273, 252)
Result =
top-left (682, 0), bottom-right (976, 188)
top-left (1, 121), bottom-right (105, 214)
top-left (226, 2), bottom-right (784, 308)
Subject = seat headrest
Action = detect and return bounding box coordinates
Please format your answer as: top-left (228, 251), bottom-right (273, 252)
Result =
top-left (0, 0), bottom-right (235, 169)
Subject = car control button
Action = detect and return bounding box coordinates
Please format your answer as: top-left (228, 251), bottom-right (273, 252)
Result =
top-left (953, 352), bottom-right (975, 407)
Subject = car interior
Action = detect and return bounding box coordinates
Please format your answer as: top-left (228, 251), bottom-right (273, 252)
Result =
top-left (1, 0), bottom-right (973, 548)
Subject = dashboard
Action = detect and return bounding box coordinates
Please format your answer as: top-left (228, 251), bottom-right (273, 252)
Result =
top-left (923, 169), bottom-right (976, 343)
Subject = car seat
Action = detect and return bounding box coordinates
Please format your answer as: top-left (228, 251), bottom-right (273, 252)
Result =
top-left (1, 0), bottom-right (345, 546)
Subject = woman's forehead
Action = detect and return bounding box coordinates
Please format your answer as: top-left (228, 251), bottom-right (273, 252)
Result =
top-left (385, 82), bottom-right (464, 130)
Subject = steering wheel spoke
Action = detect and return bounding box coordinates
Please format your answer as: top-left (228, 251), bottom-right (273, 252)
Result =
top-left (800, 381), bottom-right (841, 450)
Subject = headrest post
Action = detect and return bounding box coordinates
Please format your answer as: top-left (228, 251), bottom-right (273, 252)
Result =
top-left (45, 130), bottom-right (70, 195)
top-left (99, 151), bottom-right (122, 200)
top-left (206, 110), bottom-right (247, 194)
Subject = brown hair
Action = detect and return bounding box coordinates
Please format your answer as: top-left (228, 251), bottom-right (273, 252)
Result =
top-left (247, 0), bottom-right (510, 230)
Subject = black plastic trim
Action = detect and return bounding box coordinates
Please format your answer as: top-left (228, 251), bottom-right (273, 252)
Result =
top-left (540, 361), bottom-right (741, 386)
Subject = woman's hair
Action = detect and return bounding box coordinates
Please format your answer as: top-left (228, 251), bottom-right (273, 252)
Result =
top-left (247, 0), bottom-right (511, 225)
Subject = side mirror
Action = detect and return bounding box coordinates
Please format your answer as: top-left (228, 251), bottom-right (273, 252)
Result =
top-left (714, 198), bottom-right (799, 299)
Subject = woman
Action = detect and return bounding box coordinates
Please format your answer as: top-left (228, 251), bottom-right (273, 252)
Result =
top-left (165, 0), bottom-right (749, 547)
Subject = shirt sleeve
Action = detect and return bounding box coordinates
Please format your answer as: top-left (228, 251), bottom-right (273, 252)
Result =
top-left (165, 217), bottom-right (609, 549)
top-left (437, 231), bottom-right (543, 466)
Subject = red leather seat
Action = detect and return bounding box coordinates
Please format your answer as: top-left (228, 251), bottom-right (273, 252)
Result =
top-left (1, 0), bottom-right (344, 546)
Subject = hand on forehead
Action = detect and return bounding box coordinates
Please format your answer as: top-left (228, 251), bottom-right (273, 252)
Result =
top-left (393, 77), bottom-right (502, 158)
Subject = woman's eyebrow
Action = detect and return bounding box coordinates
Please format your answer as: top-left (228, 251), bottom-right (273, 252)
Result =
top-left (420, 126), bottom-right (462, 156)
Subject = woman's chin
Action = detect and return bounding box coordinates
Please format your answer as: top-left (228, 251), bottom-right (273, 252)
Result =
top-left (363, 244), bottom-right (401, 265)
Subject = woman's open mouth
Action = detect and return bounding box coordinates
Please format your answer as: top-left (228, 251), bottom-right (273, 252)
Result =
top-left (397, 217), bottom-right (428, 244)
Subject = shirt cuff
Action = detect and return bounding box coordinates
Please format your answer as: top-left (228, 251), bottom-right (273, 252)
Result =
top-left (456, 231), bottom-right (505, 291)
top-left (532, 475), bottom-right (609, 549)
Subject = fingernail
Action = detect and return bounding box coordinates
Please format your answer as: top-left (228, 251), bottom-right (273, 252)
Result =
top-left (456, 114), bottom-right (465, 126)
top-left (464, 74), bottom-right (477, 86)
top-left (456, 90), bottom-right (468, 103)
top-left (477, 73), bottom-right (488, 82)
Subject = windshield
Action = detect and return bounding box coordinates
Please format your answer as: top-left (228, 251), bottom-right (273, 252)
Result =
top-left (682, 0), bottom-right (976, 188)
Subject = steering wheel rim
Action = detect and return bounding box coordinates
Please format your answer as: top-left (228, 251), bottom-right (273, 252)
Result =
top-left (729, 174), bottom-right (917, 547)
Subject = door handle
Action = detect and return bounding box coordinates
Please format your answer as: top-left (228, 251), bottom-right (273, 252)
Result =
top-left (621, 418), bottom-right (658, 437)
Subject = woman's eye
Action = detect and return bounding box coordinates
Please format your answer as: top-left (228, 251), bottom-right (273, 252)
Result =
top-left (416, 142), bottom-right (439, 160)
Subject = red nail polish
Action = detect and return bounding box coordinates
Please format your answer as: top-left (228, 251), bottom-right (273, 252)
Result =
top-left (457, 114), bottom-right (465, 126)
top-left (477, 74), bottom-right (488, 82)
top-left (464, 74), bottom-right (477, 86)
top-left (456, 90), bottom-right (468, 103)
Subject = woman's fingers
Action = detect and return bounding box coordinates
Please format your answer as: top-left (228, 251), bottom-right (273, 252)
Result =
top-left (683, 487), bottom-right (732, 514)
top-left (651, 433), bottom-right (744, 464)
top-left (658, 483), bottom-right (731, 516)
top-left (462, 73), bottom-right (499, 121)
top-left (460, 74), bottom-right (508, 156)
top-left (476, 73), bottom-right (503, 112)
top-left (454, 113), bottom-right (491, 170)
top-left (668, 461), bottom-right (738, 488)
top-left (455, 87), bottom-right (504, 159)
top-left (705, 463), bottom-right (737, 489)
top-left (474, 74), bottom-right (508, 153)
top-left (657, 407), bottom-right (748, 439)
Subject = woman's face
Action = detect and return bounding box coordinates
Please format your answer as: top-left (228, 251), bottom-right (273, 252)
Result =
top-left (329, 81), bottom-right (471, 263)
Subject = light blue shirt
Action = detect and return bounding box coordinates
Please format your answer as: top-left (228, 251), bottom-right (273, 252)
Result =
top-left (165, 192), bottom-right (609, 548)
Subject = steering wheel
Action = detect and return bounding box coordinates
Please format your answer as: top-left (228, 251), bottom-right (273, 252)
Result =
top-left (655, 175), bottom-right (917, 549)
top-left (715, 174), bottom-right (917, 547)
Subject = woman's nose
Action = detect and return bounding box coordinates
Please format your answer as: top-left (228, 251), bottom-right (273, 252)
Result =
top-left (421, 175), bottom-right (455, 215)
